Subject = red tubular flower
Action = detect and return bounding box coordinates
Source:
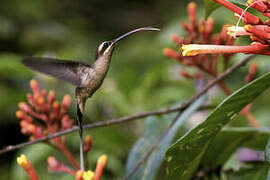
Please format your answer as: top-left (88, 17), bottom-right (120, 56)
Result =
top-left (245, 62), bottom-right (258, 83)
top-left (181, 0), bottom-right (270, 56)
top-left (47, 90), bottom-right (55, 106)
top-left (61, 115), bottom-right (74, 130)
top-left (182, 43), bottom-right (269, 56)
top-left (30, 80), bottom-right (40, 95)
top-left (212, 0), bottom-right (261, 24)
top-left (94, 155), bottom-right (107, 180)
top-left (47, 156), bottom-right (76, 175)
top-left (17, 154), bottom-right (39, 180)
top-left (163, 48), bottom-right (181, 60)
top-left (164, 2), bottom-right (261, 127)
top-left (83, 135), bottom-right (93, 153)
top-left (247, 0), bottom-right (268, 13)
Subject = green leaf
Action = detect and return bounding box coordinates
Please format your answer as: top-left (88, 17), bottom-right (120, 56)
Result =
top-left (227, 0), bottom-right (247, 6)
top-left (166, 71), bottom-right (270, 180)
top-left (265, 137), bottom-right (270, 179)
top-left (204, 0), bottom-right (247, 18)
top-left (204, 0), bottom-right (221, 19)
top-left (265, 137), bottom-right (270, 164)
top-left (126, 95), bottom-right (205, 180)
top-left (226, 163), bottom-right (268, 180)
top-left (203, 127), bottom-right (270, 166)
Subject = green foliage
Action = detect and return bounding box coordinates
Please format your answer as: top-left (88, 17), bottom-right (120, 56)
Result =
top-left (126, 95), bottom-right (205, 179)
top-left (203, 127), bottom-right (270, 166)
top-left (166, 72), bottom-right (270, 179)
top-left (227, 163), bottom-right (268, 180)
top-left (204, 0), bottom-right (247, 18)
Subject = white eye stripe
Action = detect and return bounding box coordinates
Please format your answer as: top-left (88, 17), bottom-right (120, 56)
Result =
top-left (98, 42), bottom-right (112, 54)
top-left (98, 42), bottom-right (105, 52)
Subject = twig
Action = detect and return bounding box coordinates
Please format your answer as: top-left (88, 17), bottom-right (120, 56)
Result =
top-left (0, 55), bottom-right (255, 155)
top-left (0, 106), bottom-right (211, 155)
top-left (125, 54), bottom-right (255, 179)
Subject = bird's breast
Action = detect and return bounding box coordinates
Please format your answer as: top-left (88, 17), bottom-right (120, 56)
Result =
top-left (83, 68), bottom-right (107, 97)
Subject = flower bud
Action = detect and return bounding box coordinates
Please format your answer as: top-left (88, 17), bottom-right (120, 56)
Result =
top-left (83, 135), bottom-right (93, 153)
top-left (30, 79), bottom-right (40, 95)
top-left (163, 48), bottom-right (180, 59)
top-left (75, 170), bottom-right (84, 180)
top-left (47, 90), bottom-right (55, 105)
top-left (62, 95), bottom-right (72, 108)
top-left (19, 102), bottom-right (32, 113)
top-left (94, 155), bottom-right (107, 180)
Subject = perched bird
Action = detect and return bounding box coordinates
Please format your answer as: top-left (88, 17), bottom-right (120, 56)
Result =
top-left (21, 27), bottom-right (160, 170)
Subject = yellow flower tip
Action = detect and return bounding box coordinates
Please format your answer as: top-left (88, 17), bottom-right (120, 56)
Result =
top-left (37, 96), bottom-right (45, 104)
top-left (28, 124), bottom-right (36, 132)
top-left (29, 136), bottom-right (36, 141)
top-left (163, 48), bottom-right (170, 55)
top-left (98, 155), bottom-right (108, 166)
top-left (16, 110), bottom-right (23, 119)
top-left (227, 26), bottom-right (235, 37)
top-left (52, 101), bottom-right (60, 109)
top-left (85, 135), bottom-right (92, 143)
top-left (17, 154), bottom-right (29, 168)
top-left (207, 17), bottom-right (214, 23)
top-left (244, 25), bottom-right (252, 31)
top-left (247, 0), bottom-right (253, 5)
top-left (75, 170), bottom-right (84, 179)
top-left (30, 79), bottom-right (38, 88)
top-left (83, 170), bottom-right (94, 180)
top-left (250, 35), bottom-right (256, 41)
top-left (62, 94), bottom-right (72, 108)
top-left (181, 45), bottom-right (198, 56)
top-left (188, 2), bottom-right (196, 9)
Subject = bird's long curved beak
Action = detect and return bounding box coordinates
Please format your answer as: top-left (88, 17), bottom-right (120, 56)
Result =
top-left (112, 27), bottom-right (160, 45)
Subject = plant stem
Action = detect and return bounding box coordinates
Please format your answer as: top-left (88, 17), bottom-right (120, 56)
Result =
top-left (0, 55), bottom-right (255, 155)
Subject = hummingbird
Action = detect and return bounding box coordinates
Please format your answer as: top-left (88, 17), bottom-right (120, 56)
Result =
top-left (21, 27), bottom-right (160, 171)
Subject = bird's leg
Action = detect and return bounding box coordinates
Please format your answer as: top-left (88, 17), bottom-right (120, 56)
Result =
top-left (77, 104), bottom-right (85, 171)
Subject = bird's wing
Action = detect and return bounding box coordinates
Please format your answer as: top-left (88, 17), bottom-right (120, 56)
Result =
top-left (22, 57), bottom-right (91, 87)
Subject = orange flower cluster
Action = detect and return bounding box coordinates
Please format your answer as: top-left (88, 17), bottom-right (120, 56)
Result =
top-left (164, 2), bottom-right (260, 128)
top-left (16, 80), bottom-right (107, 180)
top-left (163, 2), bottom-right (234, 94)
top-left (17, 79), bottom-right (74, 140)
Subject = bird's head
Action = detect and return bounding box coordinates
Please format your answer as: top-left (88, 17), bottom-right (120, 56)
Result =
top-left (95, 27), bottom-right (160, 59)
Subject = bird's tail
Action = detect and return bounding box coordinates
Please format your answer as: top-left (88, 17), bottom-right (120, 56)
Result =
top-left (77, 103), bottom-right (85, 171)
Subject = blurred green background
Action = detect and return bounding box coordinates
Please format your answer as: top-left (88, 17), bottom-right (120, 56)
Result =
top-left (1, 0), bottom-right (270, 179)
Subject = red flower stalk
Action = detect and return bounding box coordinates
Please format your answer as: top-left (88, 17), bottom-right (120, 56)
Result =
top-left (183, 0), bottom-right (270, 56)
top-left (245, 62), bottom-right (258, 83)
top-left (17, 154), bottom-right (39, 180)
top-left (47, 156), bottom-right (76, 175)
top-left (94, 155), bottom-right (108, 180)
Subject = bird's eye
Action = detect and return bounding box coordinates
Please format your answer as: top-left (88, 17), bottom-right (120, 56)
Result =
top-left (102, 42), bottom-right (110, 49)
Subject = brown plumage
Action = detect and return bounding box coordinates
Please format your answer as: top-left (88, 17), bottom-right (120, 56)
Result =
top-left (21, 27), bottom-right (160, 170)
